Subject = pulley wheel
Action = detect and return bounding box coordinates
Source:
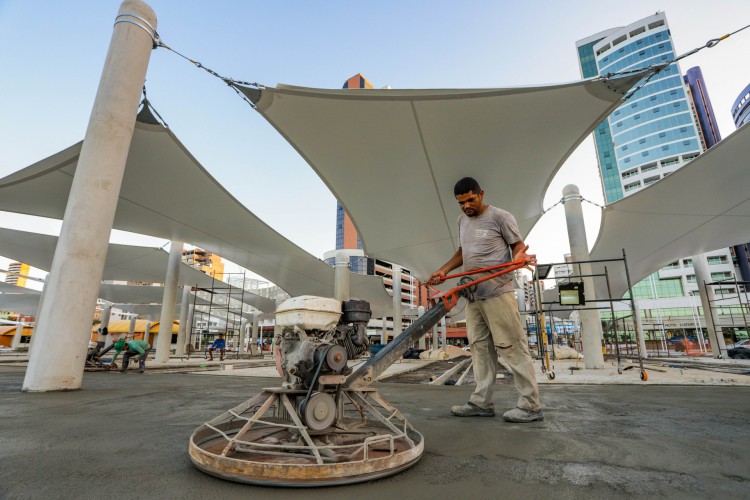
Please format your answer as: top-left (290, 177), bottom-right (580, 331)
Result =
top-left (301, 392), bottom-right (336, 431)
top-left (325, 345), bottom-right (348, 372)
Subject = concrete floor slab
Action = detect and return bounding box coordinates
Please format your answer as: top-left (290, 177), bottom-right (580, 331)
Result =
top-left (1, 365), bottom-right (748, 499)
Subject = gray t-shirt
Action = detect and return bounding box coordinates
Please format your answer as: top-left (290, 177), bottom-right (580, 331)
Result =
top-left (458, 205), bottom-right (522, 300)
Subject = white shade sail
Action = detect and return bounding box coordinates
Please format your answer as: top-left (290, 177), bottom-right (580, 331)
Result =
top-left (589, 123), bottom-right (750, 298)
top-left (242, 73), bottom-right (646, 280)
top-left (0, 227), bottom-right (275, 313)
top-left (0, 282), bottom-right (40, 316)
top-left (0, 112), bottom-right (392, 316)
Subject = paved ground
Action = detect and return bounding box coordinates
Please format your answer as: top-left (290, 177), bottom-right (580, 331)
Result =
top-left (1, 365), bottom-right (749, 499)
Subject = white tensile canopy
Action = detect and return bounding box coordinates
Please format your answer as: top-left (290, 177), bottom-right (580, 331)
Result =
top-left (240, 73), bottom-right (646, 280)
top-left (0, 111), bottom-right (392, 316)
top-left (589, 123), bottom-right (750, 298)
top-left (0, 227), bottom-right (276, 313)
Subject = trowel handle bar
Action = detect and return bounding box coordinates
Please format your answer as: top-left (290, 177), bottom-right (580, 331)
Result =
top-left (430, 260), bottom-right (527, 309)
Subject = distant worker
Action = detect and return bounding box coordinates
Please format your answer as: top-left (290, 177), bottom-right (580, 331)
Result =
top-left (429, 177), bottom-right (543, 423)
top-left (208, 333), bottom-right (226, 361)
top-left (110, 339), bottom-right (151, 373)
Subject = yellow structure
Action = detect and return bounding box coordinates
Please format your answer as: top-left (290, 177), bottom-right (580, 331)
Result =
top-left (0, 325), bottom-right (33, 348)
top-left (183, 248), bottom-right (224, 280)
top-left (91, 319), bottom-right (179, 345)
top-left (5, 262), bottom-right (30, 288)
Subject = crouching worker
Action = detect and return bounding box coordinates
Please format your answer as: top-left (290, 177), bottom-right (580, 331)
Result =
top-left (110, 339), bottom-right (150, 373)
top-left (208, 333), bottom-right (226, 361)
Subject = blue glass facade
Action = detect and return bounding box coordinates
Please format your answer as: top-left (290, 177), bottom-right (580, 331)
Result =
top-left (593, 22), bottom-right (701, 197)
top-left (732, 82), bottom-right (750, 128)
top-left (684, 67), bottom-right (721, 148)
top-left (578, 40), bottom-right (623, 203)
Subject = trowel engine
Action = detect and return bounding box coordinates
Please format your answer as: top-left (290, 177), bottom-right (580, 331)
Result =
top-left (276, 299), bottom-right (371, 389)
top-left (274, 297), bottom-right (372, 431)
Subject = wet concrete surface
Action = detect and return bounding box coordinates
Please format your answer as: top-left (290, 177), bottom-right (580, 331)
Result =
top-left (1, 365), bottom-right (748, 499)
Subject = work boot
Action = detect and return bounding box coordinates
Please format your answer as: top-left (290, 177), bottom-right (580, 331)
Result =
top-left (139, 359), bottom-right (145, 374)
top-left (502, 407), bottom-right (544, 423)
top-left (450, 402), bottom-right (495, 417)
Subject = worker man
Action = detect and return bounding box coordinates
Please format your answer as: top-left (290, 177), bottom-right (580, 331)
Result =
top-left (110, 338), bottom-right (151, 373)
top-left (208, 333), bottom-right (226, 361)
top-left (429, 177), bottom-right (542, 423)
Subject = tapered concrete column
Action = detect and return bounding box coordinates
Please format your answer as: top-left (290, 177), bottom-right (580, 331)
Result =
top-left (250, 313), bottom-right (259, 355)
top-left (128, 315), bottom-right (137, 338)
top-left (334, 251), bottom-right (350, 302)
top-left (633, 301), bottom-right (649, 359)
top-left (440, 317), bottom-right (447, 351)
top-left (100, 306), bottom-right (113, 348)
top-left (381, 317), bottom-right (387, 345)
top-left (187, 304), bottom-right (195, 350)
top-left (155, 241), bottom-right (183, 363)
top-left (144, 321), bottom-right (152, 342)
top-left (239, 318), bottom-right (248, 355)
top-left (562, 185), bottom-right (605, 369)
top-left (28, 278), bottom-right (48, 356)
top-left (392, 266), bottom-right (402, 336)
top-left (693, 253), bottom-right (727, 358)
top-left (175, 286), bottom-right (191, 356)
top-left (417, 306), bottom-right (426, 349)
top-left (22, 1), bottom-right (157, 392)
top-left (12, 323), bottom-right (24, 351)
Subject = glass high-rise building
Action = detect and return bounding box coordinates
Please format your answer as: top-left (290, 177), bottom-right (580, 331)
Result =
top-left (576, 12), bottom-right (703, 203)
top-left (575, 12), bottom-right (737, 340)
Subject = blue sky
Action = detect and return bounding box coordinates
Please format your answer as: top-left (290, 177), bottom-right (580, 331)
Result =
top-left (0, 0), bottom-right (749, 282)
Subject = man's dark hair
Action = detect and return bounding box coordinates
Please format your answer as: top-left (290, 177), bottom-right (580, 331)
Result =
top-left (454, 177), bottom-right (481, 197)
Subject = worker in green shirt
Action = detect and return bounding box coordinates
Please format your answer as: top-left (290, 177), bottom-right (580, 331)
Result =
top-left (110, 339), bottom-right (151, 373)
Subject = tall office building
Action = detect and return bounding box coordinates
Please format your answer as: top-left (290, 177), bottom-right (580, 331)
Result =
top-left (329, 73), bottom-right (418, 313)
top-left (731, 82), bottom-right (750, 282)
top-left (576, 12), bottom-right (735, 336)
top-left (335, 73), bottom-right (373, 251)
top-left (5, 261), bottom-right (29, 287)
top-left (577, 12), bottom-right (703, 201)
top-left (732, 83), bottom-right (750, 128)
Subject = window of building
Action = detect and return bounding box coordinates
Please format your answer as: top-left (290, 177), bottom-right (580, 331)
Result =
top-left (682, 140), bottom-right (691, 146)
top-left (659, 132), bottom-right (666, 138)
top-left (630, 26), bottom-right (646, 37)
top-left (708, 256), bottom-right (728, 265)
top-left (653, 107), bottom-right (660, 113)
top-left (622, 145), bottom-right (628, 151)
top-left (641, 162), bottom-right (658, 172)
top-left (684, 259), bottom-right (693, 267)
top-left (634, 114), bottom-right (640, 120)
top-left (639, 138), bottom-right (646, 144)
top-left (642, 151), bottom-right (649, 156)
top-left (686, 274), bottom-right (696, 283)
top-left (649, 20), bottom-right (665, 29)
top-left (661, 145), bottom-right (669, 151)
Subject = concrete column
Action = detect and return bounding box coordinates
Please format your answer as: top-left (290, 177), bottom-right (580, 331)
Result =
top-left (22, 1), bottom-right (157, 392)
top-left (187, 304), bottom-right (195, 351)
top-left (417, 306), bottom-right (426, 349)
top-left (334, 251), bottom-right (350, 302)
top-left (250, 313), bottom-right (259, 355)
top-left (175, 286), bottom-right (191, 356)
top-left (144, 321), bottom-right (152, 342)
top-left (11, 322), bottom-right (24, 351)
top-left (28, 278), bottom-right (48, 356)
top-left (239, 318), bottom-right (248, 355)
top-left (440, 317), bottom-right (447, 351)
top-left (392, 266), bottom-right (402, 336)
top-left (381, 317), bottom-right (387, 345)
top-left (693, 253), bottom-right (727, 358)
top-left (128, 315), bottom-right (137, 338)
top-left (100, 306), bottom-right (113, 348)
top-left (155, 241), bottom-right (183, 363)
top-left (633, 301), bottom-right (649, 359)
top-left (562, 185), bottom-right (605, 369)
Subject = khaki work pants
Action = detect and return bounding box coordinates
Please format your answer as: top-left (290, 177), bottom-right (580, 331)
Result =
top-left (466, 292), bottom-right (541, 412)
